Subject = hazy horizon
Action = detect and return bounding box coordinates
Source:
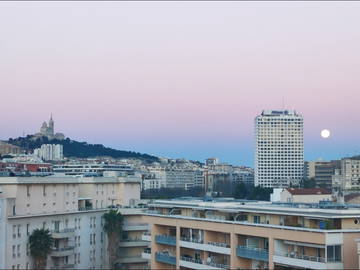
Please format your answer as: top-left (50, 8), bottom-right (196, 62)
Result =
top-left (1, 2), bottom-right (360, 166)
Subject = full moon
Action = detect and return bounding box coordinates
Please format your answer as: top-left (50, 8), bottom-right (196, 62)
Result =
top-left (321, 129), bottom-right (330, 138)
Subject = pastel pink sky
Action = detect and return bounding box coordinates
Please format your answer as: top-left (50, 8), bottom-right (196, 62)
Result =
top-left (1, 2), bottom-right (359, 165)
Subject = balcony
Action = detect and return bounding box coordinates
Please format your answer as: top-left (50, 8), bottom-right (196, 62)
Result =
top-left (123, 223), bottom-right (149, 231)
top-left (179, 237), bottom-right (231, 255)
top-left (116, 256), bottom-right (149, 264)
top-left (50, 228), bottom-right (75, 239)
top-left (51, 246), bottom-right (75, 257)
top-left (142, 232), bottom-right (151, 242)
top-left (155, 252), bottom-right (176, 265)
top-left (155, 235), bottom-right (176, 246)
top-left (273, 252), bottom-right (343, 270)
top-left (179, 256), bottom-right (229, 270)
top-left (51, 264), bottom-right (75, 270)
top-left (236, 246), bottom-right (269, 262)
top-left (141, 248), bottom-right (151, 260)
top-left (119, 239), bottom-right (149, 247)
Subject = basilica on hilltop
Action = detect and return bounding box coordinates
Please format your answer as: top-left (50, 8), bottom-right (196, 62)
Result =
top-left (34, 115), bottom-right (65, 140)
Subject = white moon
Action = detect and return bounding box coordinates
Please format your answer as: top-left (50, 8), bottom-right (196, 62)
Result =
top-left (321, 129), bottom-right (330, 138)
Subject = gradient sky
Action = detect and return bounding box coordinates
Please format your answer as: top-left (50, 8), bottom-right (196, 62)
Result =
top-left (1, 2), bottom-right (360, 166)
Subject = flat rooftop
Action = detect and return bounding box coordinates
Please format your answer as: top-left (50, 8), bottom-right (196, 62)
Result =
top-left (148, 197), bottom-right (360, 218)
top-left (0, 176), bottom-right (141, 184)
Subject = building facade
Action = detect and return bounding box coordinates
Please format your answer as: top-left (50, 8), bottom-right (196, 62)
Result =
top-left (255, 110), bottom-right (304, 188)
top-left (34, 144), bottom-right (63, 161)
top-left (0, 176), bottom-right (144, 270)
top-left (142, 198), bottom-right (360, 270)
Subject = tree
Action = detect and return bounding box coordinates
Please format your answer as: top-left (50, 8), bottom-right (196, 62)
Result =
top-left (233, 182), bottom-right (248, 199)
top-left (103, 209), bottom-right (124, 269)
top-left (28, 228), bottom-right (54, 269)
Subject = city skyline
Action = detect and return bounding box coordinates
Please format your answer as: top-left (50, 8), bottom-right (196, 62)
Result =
top-left (1, 2), bottom-right (360, 165)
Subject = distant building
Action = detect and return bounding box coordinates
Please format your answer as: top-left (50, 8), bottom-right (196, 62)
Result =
top-left (332, 158), bottom-right (360, 190)
top-left (305, 160), bottom-right (341, 189)
top-left (280, 188), bottom-right (332, 203)
top-left (34, 115), bottom-right (65, 140)
top-left (0, 142), bottom-right (24, 156)
top-left (206, 158), bottom-right (219, 166)
top-left (34, 144), bottom-right (63, 161)
top-left (255, 110), bottom-right (304, 188)
top-left (53, 163), bottom-right (134, 177)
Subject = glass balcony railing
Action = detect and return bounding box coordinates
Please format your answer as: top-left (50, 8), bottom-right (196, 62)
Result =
top-left (155, 252), bottom-right (176, 265)
top-left (237, 246), bottom-right (269, 261)
top-left (275, 252), bottom-right (326, 263)
top-left (180, 256), bottom-right (229, 269)
top-left (155, 234), bottom-right (176, 246)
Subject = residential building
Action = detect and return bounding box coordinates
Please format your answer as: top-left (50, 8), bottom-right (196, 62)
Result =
top-left (142, 198), bottom-right (360, 270)
top-left (332, 158), bottom-right (360, 190)
top-left (0, 176), bottom-right (143, 270)
top-left (305, 161), bottom-right (341, 189)
top-left (116, 208), bottom-right (150, 270)
top-left (255, 110), bottom-right (304, 188)
top-left (53, 163), bottom-right (134, 177)
top-left (34, 144), bottom-right (63, 161)
top-left (206, 158), bottom-right (219, 166)
top-left (0, 142), bottom-right (24, 156)
top-left (280, 188), bottom-right (332, 203)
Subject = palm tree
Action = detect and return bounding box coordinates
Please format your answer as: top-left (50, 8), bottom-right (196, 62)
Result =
top-left (28, 228), bottom-right (54, 269)
top-left (103, 209), bottom-right (124, 269)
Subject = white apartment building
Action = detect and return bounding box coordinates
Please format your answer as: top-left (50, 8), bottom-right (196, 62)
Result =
top-left (142, 167), bottom-right (204, 190)
top-left (255, 110), bottom-right (304, 188)
top-left (0, 176), bottom-right (142, 270)
top-left (34, 144), bottom-right (63, 161)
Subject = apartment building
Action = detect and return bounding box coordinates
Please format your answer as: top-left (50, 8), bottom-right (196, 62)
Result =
top-left (34, 144), bottom-right (63, 161)
top-left (0, 176), bottom-right (142, 270)
top-left (255, 110), bottom-right (304, 188)
top-left (142, 198), bottom-right (360, 270)
top-left (333, 158), bottom-right (360, 190)
top-left (142, 167), bottom-right (204, 190)
top-left (52, 163), bottom-right (134, 177)
top-left (117, 208), bottom-right (150, 270)
top-left (305, 161), bottom-right (341, 189)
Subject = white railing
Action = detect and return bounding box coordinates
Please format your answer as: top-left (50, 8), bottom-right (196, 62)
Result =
top-left (207, 241), bottom-right (230, 248)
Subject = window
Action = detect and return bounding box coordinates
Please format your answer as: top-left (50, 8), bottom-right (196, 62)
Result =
top-left (43, 185), bottom-right (46, 196)
top-left (26, 186), bottom-right (31, 197)
top-left (26, 263), bottom-right (29, 270)
top-left (253, 216), bottom-right (261, 224)
top-left (327, 245), bottom-right (341, 262)
top-left (12, 245), bottom-right (16, 258)
top-left (13, 225), bottom-right (16, 239)
top-left (26, 224), bottom-right (30, 236)
top-left (17, 244), bottom-right (20, 257)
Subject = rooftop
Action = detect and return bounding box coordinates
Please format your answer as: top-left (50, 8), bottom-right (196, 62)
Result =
top-left (286, 188), bottom-right (331, 195)
top-left (0, 176), bottom-right (141, 185)
top-left (148, 197), bottom-right (360, 218)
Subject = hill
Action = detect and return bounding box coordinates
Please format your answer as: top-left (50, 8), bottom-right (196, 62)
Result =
top-left (7, 135), bottom-right (159, 163)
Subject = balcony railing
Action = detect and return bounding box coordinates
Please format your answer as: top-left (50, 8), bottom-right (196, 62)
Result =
top-left (207, 241), bottom-right (230, 248)
top-left (52, 246), bottom-right (75, 252)
top-left (78, 206), bottom-right (93, 211)
top-left (155, 252), bottom-right (176, 265)
top-left (143, 248), bottom-right (151, 254)
top-left (180, 236), bottom-right (203, 244)
top-left (155, 234), bottom-right (176, 246)
top-left (180, 256), bottom-right (230, 269)
top-left (237, 246), bottom-right (269, 261)
top-left (276, 252), bottom-right (326, 263)
top-left (50, 228), bottom-right (75, 234)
